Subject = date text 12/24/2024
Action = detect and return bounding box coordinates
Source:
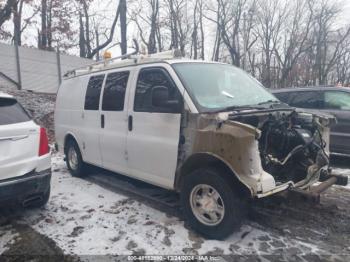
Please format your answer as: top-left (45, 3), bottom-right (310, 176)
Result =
top-left (127, 255), bottom-right (220, 261)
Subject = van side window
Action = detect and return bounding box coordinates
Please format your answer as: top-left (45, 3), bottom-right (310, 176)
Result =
top-left (84, 75), bottom-right (105, 110)
top-left (102, 71), bottom-right (130, 111)
top-left (134, 68), bottom-right (181, 113)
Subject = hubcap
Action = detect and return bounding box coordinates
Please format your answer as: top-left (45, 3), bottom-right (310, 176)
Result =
top-left (68, 147), bottom-right (78, 170)
top-left (190, 184), bottom-right (225, 226)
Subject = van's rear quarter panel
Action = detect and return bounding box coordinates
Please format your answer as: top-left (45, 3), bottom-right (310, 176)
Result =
top-left (55, 76), bottom-right (89, 152)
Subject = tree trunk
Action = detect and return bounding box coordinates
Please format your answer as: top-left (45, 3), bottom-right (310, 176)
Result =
top-left (13, 0), bottom-right (22, 46)
top-left (148, 0), bottom-right (158, 54)
top-left (0, 0), bottom-right (17, 28)
top-left (47, 0), bottom-right (52, 50)
top-left (199, 0), bottom-right (204, 59)
top-left (79, 12), bottom-right (86, 58)
top-left (120, 0), bottom-right (127, 55)
top-left (40, 0), bottom-right (47, 49)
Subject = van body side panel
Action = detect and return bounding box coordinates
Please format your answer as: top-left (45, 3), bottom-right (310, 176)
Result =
top-left (127, 112), bottom-right (181, 188)
top-left (55, 77), bottom-right (86, 154)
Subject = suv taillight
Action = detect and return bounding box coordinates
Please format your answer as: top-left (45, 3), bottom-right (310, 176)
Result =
top-left (39, 127), bottom-right (50, 156)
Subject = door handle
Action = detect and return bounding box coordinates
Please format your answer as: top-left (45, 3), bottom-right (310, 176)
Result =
top-left (101, 114), bottom-right (105, 128)
top-left (128, 115), bottom-right (133, 131)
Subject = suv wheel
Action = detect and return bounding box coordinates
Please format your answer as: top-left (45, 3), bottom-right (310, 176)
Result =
top-left (181, 168), bottom-right (245, 239)
top-left (65, 140), bottom-right (86, 177)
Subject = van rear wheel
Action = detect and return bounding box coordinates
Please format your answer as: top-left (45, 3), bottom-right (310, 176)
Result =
top-left (180, 168), bottom-right (245, 239)
top-left (65, 140), bottom-right (86, 177)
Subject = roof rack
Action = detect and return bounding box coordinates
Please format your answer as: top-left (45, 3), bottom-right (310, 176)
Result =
top-left (63, 49), bottom-right (183, 78)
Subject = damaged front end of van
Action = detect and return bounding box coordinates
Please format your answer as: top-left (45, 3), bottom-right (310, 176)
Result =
top-left (177, 108), bottom-right (348, 201)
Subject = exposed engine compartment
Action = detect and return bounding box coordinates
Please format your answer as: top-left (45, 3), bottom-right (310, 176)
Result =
top-left (230, 110), bottom-right (329, 186)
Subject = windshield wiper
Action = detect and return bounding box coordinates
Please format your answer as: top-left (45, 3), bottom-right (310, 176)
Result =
top-left (257, 100), bottom-right (281, 106)
top-left (256, 99), bottom-right (291, 108)
top-left (213, 105), bottom-right (264, 113)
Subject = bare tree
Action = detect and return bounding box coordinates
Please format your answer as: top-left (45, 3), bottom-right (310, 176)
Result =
top-left (131, 0), bottom-right (161, 54)
top-left (273, 0), bottom-right (314, 87)
top-left (190, 0), bottom-right (204, 59)
top-left (218, 0), bottom-right (245, 66)
top-left (206, 0), bottom-right (256, 66)
top-left (335, 38), bottom-right (350, 85)
top-left (79, 0), bottom-right (121, 59)
top-left (12, 0), bottom-right (38, 46)
top-left (165, 0), bottom-right (190, 54)
top-left (37, 0), bottom-right (75, 50)
top-left (310, 0), bottom-right (350, 85)
top-left (255, 0), bottom-right (287, 88)
top-left (0, 0), bottom-right (17, 27)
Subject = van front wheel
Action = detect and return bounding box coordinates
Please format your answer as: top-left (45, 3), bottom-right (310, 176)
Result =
top-left (180, 168), bottom-right (244, 239)
top-left (65, 140), bottom-right (86, 177)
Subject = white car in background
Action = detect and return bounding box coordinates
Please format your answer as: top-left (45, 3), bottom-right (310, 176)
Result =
top-left (0, 92), bottom-right (51, 208)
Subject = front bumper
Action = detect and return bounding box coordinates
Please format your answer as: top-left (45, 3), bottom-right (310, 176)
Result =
top-left (0, 169), bottom-right (51, 206)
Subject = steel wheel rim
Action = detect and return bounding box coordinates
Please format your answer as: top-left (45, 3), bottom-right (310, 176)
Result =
top-left (68, 147), bottom-right (78, 170)
top-left (190, 184), bottom-right (225, 226)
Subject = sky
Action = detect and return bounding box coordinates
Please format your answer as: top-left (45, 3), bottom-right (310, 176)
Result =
top-left (339, 0), bottom-right (350, 25)
top-left (1, 0), bottom-right (350, 59)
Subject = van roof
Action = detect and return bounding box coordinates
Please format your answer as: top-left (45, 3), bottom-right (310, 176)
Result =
top-left (63, 50), bottom-right (224, 79)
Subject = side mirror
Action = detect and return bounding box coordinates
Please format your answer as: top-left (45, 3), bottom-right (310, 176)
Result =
top-left (152, 86), bottom-right (181, 110)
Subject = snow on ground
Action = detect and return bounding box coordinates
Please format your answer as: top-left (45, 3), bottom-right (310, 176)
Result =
top-left (18, 154), bottom-right (325, 256)
top-left (0, 225), bottom-right (18, 253)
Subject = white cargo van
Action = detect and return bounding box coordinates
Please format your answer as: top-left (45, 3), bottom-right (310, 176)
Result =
top-left (55, 51), bottom-right (347, 239)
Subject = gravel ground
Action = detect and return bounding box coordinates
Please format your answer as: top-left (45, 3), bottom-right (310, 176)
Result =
top-left (1, 86), bottom-right (350, 261)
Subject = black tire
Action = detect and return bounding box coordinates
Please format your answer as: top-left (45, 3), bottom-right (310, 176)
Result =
top-left (65, 139), bottom-right (86, 177)
top-left (180, 168), bottom-right (246, 239)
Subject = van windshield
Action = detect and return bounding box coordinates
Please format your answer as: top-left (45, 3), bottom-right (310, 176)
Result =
top-left (172, 63), bottom-right (278, 112)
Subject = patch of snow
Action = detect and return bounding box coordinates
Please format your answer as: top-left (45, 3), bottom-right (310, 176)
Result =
top-left (197, 224), bottom-right (322, 256)
top-left (0, 225), bottom-right (18, 253)
top-left (19, 154), bottom-right (325, 256)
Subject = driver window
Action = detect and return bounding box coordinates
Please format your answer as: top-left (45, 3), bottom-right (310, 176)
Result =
top-left (134, 68), bottom-right (181, 113)
top-left (324, 91), bottom-right (350, 110)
